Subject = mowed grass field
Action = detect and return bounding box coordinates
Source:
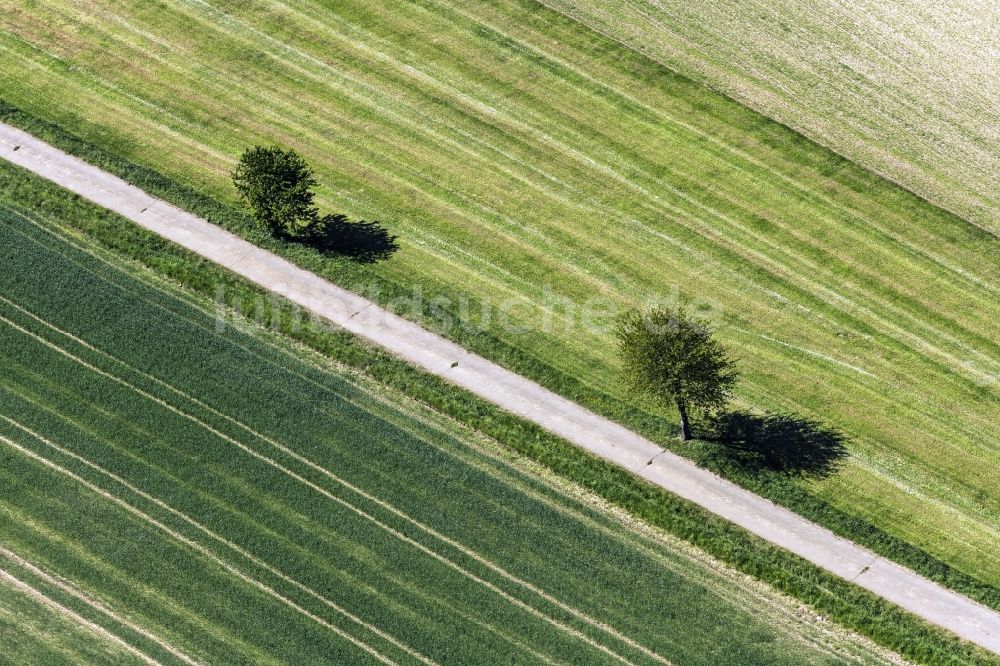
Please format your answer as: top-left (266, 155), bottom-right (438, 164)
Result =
top-left (544, 0), bottom-right (1000, 230)
top-left (0, 201), bottom-right (908, 664)
top-left (0, 0), bottom-right (998, 590)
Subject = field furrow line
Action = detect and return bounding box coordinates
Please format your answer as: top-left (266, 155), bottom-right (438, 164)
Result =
top-left (450, 605), bottom-right (564, 666)
top-left (0, 545), bottom-right (202, 666)
top-left (0, 565), bottom-right (161, 666)
top-left (0, 424), bottom-right (636, 666)
top-left (0, 380), bottom-right (570, 664)
top-left (0, 413), bottom-right (440, 666)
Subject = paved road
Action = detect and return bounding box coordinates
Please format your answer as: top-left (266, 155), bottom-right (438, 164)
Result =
top-left (2, 122), bottom-right (998, 655)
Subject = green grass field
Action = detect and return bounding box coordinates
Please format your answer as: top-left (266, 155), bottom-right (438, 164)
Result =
top-left (0, 0), bottom-right (997, 593)
top-left (0, 196), bottom-right (912, 664)
top-left (543, 0), bottom-right (1000, 231)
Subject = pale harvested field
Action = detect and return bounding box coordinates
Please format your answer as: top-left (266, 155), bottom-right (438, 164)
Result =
top-left (543, 0), bottom-right (1000, 230)
top-left (0, 0), bottom-right (998, 595)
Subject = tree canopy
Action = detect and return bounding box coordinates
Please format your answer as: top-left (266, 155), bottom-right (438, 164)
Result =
top-left (232, 146), bottom-right (319, 238)
top-left (617, 305), bottom-right (738, 440)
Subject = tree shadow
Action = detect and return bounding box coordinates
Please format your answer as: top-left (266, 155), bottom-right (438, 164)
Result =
top-left (697, 410), bottom-right (848, 478)
top-left (296, 214), bottom-right (399, 263)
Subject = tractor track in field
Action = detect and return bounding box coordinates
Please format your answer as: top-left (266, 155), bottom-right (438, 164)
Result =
top-left (0, 545), bottom-right (201, 666)
top-left (0, 564), bottom-right (163, 666)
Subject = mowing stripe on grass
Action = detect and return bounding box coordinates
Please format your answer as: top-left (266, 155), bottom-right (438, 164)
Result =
top-left (538, 0), bottom-right (1000, 229)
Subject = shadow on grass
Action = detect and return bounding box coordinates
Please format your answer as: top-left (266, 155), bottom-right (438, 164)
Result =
top-left (295, 214), bottom-right (399, 263)
top-left (695, 410), bottom-right (848, 478)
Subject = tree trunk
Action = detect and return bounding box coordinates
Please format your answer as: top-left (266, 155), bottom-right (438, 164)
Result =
top-left (676, 398), bottom-right (692, 441)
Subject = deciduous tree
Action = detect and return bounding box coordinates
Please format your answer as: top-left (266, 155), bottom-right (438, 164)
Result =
top-left (232, 146), bottom-right (319, 237)
top-left (617, 306), bottom-right (738, 440)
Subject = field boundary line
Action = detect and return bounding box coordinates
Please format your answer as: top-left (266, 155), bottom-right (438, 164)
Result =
top-left (2, 122), bottom-right (998, 655)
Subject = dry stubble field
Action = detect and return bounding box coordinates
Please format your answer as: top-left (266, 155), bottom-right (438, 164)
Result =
top-left (543, 0), bottom-right (1000, 230)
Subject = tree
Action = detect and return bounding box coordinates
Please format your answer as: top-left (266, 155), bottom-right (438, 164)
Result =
top-left (232, 146), bottom-right (319, 238)
top-left (616, 305), bottom-right (738, 440)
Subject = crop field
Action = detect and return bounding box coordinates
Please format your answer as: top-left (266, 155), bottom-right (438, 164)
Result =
top-left (0, 571), bottom-right (145, 665)
top-left (543, 0), bottom-right (1000, 231)
top-left (0, 199), bottom-right (910, 664)
top-left (0, 0), bottom-right (998, 601)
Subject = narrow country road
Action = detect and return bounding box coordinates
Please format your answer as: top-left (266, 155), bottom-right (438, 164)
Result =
top-left (2, 122), bottom-right (998, 655)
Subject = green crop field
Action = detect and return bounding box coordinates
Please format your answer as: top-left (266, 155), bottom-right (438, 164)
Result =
top-left (543, 0), bottom-right (1000, 231)
top-left (1, 0), bottom-right (998, 607)
top-left (0, 197), bottom-right (909, 664)
top-left (0, 572), bottom-right (145, 665)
